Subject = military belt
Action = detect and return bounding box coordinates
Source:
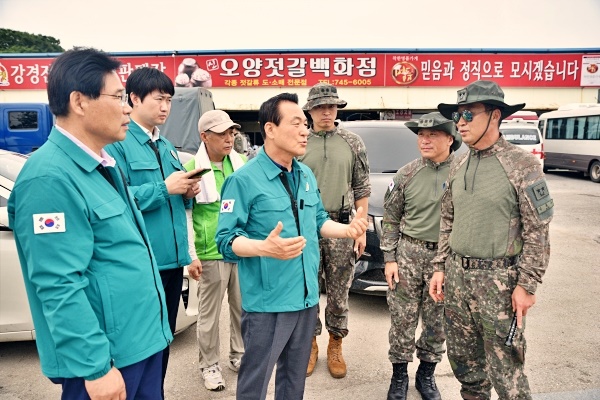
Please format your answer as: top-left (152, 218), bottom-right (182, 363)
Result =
top-left (401, 233), bottom-right (438, 251)
top-left (452, 252), bottom-right (519, 270)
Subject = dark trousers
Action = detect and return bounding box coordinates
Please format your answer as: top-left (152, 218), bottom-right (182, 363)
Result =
top-left (236, 306), bottom-right (317, 400)
top-left (159, 267), bottom-right (183, 396)
top-left (50, 350), bottom-right (163, 399)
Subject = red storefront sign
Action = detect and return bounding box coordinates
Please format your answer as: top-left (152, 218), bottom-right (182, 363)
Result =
top-left (386, 53), bottom-right (582, 87)
top-left (0, 52), bottom-right (595, 90)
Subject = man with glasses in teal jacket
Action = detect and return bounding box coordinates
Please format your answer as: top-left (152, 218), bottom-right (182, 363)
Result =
top-left (9, 48), bottom-right (172, 400)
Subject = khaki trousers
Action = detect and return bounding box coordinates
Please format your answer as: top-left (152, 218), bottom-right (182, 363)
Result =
top-left (196, 260), bottom-right (244, 368)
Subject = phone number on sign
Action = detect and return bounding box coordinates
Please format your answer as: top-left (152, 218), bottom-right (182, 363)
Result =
top-left (317, 79), bottom-right (373, 86)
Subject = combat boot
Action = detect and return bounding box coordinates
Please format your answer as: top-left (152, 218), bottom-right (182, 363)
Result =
top-left (306, 336), bottom-right (318, 377)
top-left (387, 362), bottom-right (408, 400)
top-left (327, 332), bottom-right (346, 378)
top-left (415, 360), bottom-right (441, 400)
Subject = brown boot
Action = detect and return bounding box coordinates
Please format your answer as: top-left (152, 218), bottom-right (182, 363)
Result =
top-left (327, 332), bottom-right (347, 378)
top-left (306, 337), bottom-right (318, 377)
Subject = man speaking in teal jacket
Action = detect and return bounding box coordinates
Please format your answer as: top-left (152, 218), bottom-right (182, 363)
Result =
top-left (215, 93), bottom-right (368, 400)
top-left (8, 48), bottom-right (172, 399)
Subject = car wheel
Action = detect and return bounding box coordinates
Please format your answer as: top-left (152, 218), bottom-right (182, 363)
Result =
top-left (589, 160), bottom-right (600, 183)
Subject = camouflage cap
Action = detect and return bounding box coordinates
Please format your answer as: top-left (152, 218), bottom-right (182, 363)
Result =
top-left (437, 80), bottom-right (525, 120)
top-left (405, 112), bottom-right (462, 152)
top-left (302, 83), bottom-right (347, 111)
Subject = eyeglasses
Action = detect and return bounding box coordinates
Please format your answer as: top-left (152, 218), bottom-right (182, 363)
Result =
top-left (100, 92), bottom-right (129, 108)
top-left (452, 109), bottom-right (489, 123)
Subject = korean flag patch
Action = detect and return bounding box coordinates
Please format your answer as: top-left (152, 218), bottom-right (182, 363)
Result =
top-left (388, 180), bottom-right (395, 192)
top-left (33, 213), bottom-right (66, 234)
top-left (220, 199), bottom-right (235, 213)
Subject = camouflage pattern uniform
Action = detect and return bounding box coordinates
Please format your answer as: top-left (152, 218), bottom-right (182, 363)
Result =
top-left (432, 136), bottom-right (553, 400)
top-left (299, 124), bottom-right (371, 337)
top-left (382, 156), bottom-right (453, 364)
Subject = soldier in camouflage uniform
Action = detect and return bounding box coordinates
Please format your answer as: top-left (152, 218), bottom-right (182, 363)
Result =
top-left (382, 112), bottom-right (462, 400)
top-left (298, 83), bottom-right (371, 379)
top-left (429, 81), bottom-right (554, 400)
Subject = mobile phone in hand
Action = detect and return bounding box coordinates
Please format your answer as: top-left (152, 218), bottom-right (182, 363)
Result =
top-left (189, 168), bottom-right (211, 179)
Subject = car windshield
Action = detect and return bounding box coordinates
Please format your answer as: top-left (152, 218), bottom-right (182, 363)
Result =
top-left (501, 128), bottom-right (540, 145)
top-left (346, 125), bottom-right (419, 173)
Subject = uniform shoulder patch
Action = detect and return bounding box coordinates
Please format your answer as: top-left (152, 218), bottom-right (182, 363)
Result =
top-left (388, 180), bottom-right (395, 192)
top-left (525, 180), bottom-right (553, 220)
top-left (33, 213), bottom-right (66, 234)
top-left (220, 199), bottom-right (235, 213)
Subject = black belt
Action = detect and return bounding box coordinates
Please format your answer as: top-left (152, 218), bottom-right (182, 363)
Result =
top-left (452, 252), bottom-right (519, 270)
top-left (401, 234), bottom-right (438, 250)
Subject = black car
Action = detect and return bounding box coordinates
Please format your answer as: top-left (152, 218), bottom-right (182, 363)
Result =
top-left (343, 120), bottom-right (467, 296)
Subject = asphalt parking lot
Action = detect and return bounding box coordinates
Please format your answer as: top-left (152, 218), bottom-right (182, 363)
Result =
top-left (1, 170), bottom-right (599, 400)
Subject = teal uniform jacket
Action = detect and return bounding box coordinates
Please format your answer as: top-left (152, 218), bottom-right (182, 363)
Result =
top-left (215, 148), bottom-right (330, 313)
top-left (8, 128), bottom-right (172, 380)
top-left (105, 121), bottom-right (192, 271)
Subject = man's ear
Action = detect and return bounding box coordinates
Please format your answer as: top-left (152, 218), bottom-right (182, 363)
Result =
top-left (492, 108), bottom-right (502, 122)
top-left (264, 122), bottom-right (275, 139)
top-left (130, 92), bottom-right (142, 107)
top-left (69, 91), bottom-right (87, 116)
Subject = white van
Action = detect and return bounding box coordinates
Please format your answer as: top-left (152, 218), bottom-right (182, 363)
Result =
top-left (501, 112), bottom-right (545, 168)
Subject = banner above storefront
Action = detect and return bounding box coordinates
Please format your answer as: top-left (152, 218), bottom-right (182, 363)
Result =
top-left (0, 52), bottom-right (597, 90)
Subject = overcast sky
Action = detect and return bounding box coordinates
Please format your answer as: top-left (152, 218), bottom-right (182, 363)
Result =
top-left (1, 0), bottom-right (599, 53)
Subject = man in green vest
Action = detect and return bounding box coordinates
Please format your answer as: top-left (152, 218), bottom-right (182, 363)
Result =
top-left (185, 110), bottom-right (246, 391)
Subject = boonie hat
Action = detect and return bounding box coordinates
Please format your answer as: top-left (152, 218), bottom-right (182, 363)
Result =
top-left (198, 110), bottom-right (241, 133)
top-left (437, 80), bottom-right (525, 120)
top-left (406, 112), bottom-right (462, 152)
top-left (302, 83), bottom-right (347, 111)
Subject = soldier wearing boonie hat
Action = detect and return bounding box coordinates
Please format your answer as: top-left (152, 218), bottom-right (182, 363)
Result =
top-left (382, 112), bottom-right (460, 400)
top-left (429, 81), bottom-right (554, 400)
top-left (298, 82), bottom-right (371, 379)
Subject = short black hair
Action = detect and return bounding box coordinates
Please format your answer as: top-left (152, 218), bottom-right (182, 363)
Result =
top-left (258, 93), bottom-right (299, 139)
top-left (126, 67), bottom-right (174, 106)
top-left (47, 47), bottom-right (121, 117)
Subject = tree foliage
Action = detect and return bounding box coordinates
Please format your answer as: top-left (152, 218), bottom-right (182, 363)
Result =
top-left (0, 28), bottom-right (64, 53)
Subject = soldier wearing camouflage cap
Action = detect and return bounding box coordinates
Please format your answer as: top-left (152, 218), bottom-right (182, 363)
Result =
top-left (382, 112), bottom-right (461, 400)
top-left (429, 80), bottom-right (554, 400)
top-left (298, 83), bottom-right (371, 379)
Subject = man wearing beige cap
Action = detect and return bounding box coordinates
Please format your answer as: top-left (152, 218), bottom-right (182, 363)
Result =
top-left (299, 83), bottom-right (371, 379)
top-left (184, 110), bottom-right (246, 391)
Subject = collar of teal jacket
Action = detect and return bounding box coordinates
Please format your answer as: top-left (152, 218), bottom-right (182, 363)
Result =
top-left (255, 146), bottom-right (303, 181)
top-left (48, 128), bottom-right (100, 173)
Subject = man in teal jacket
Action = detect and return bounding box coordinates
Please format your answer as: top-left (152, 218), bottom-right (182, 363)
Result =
top-left (8, 48), bottom-right (172, 399)
top-left (105, 67), bottom-right (203, 394)
top-left (215, 93), bottom-right (368, 400)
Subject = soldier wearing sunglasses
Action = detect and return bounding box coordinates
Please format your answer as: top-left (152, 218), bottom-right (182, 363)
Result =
top-left (428, 80), bottom-right (554, 400)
